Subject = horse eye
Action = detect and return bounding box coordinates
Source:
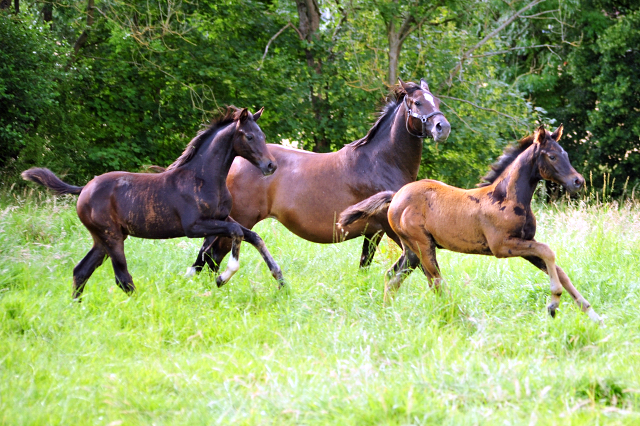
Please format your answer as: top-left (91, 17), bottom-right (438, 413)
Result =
top-left (414, 101), bottom-right (421, 107)
top-left (549, 155), bottom-right (556, 161)
top-left (247, 134), bottom-right (254, 140)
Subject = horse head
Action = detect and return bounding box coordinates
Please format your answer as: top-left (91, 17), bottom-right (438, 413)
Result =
top-left (232, 107), bottom-right (277, 176)
top-left (399, 78), bottom-right (451, 143)
top-left (534, 124), bottom-right (584, 194)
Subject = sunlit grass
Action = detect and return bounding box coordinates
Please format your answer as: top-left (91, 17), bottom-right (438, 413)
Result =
top-left (1, 194), bottom-right (639, 424)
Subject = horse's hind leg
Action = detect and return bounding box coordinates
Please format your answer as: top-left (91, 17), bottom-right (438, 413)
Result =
top-left (360, 232), bottom-right (382, 268)
top-left (405, 235), bottom-right (443, 294)
top-left (523, 256), bottom-right (602, 323)
top-left (100, 235), bottom-right (135, 295)
top-left (72, 244), bottom-right (107, 300)
top-left (384, 248), bottom-right (421, 303)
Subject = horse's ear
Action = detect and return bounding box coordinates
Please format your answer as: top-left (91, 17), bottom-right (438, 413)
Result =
top-left (253, 107), bottom-right (264, 122)
top-left (239, 108), bottom-right (249, 123)
top-left (534, 124), bottom-right (546, 145)
top-left (420, 78), bottom-right (430, 92)
top-left (398, 78), bottom-right (410, 92)
top-left (551, 123), bottom-right (564, 141)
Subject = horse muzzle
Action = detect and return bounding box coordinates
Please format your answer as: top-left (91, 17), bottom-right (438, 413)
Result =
top-left (564, 174), bottom-right (585, 194)
top-left (259, 160), bottom-right (277, 176)
top-left (431, 117), bottom-right (451, 142)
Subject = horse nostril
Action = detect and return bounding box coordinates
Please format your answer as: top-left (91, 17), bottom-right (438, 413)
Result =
top-left (268, 162), bottom-right (276, 172)
top-left (436, 122), bottom-right (442, 133)
top-left (574, 177), bottom-right (584, 188)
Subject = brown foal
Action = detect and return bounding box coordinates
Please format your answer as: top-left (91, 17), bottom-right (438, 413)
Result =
top-left (339, 124), bottom-right (602, 323)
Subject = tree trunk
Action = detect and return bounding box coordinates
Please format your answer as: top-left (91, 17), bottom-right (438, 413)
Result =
top-left (42, 3), bottom-right (53, 22)
top-left (295, 0), bottom-right (330, 152)
top-left (383, 11), bottom-right (417, 87)
top-left (388, 28), bottom-right (401, 86)
top-left (73, 0), bottom-right (95, 56)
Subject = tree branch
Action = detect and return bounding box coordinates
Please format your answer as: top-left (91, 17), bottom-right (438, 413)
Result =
top-left (437, 99), bottom-right (479, 134)
top-left (437, 95), bottom-right (522, 123)
top-left (469, 44), bottom-right (563, 58)
top-left (444, 0), bottom-right (546, 88)
top-left (257, 22), bottom-right (302, 71)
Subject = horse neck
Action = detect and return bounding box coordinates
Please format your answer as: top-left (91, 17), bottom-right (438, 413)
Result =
top-left (185, 124), bottom-right (237, 179)
top-left (358, 103), bottom-right (424, 180)
top-left (490, 144), bottom-right (541, 207)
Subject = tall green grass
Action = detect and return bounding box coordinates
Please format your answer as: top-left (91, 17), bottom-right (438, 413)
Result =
top-left (1, 193), bottom-right (639, 425)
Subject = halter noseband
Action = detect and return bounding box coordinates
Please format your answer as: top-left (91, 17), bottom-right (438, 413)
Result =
top-left (403, 95), bottom-right (445, 139)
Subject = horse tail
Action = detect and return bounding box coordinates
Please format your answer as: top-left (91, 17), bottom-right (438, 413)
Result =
top-left (21, 168), bottom-right (84, 195)
top-left (338, 191), bottom-right (395, 227)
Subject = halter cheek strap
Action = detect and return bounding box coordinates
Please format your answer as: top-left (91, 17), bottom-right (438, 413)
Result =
top-left (403, 96), bottom-right (445, 139)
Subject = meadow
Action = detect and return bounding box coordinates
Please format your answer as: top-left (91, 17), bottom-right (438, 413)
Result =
top-left (1, 190), bottom-right (639, 425)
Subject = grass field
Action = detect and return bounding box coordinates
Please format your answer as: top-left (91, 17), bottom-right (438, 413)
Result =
top-left (1, 192), bottom-right (639, 425)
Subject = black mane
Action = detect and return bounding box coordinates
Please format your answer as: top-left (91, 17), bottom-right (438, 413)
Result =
top-left (477, 135), bottom-right (535, 187)
top-left (348, 83), bottom-right (422, 148)
top-left (166, 107), bottom-right (240, 171)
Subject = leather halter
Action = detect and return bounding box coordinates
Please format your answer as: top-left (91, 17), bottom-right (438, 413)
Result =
top-left (403, 95), bottom-right (445, 138)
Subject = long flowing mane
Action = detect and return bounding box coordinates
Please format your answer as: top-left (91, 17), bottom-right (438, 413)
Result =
top-left (477, 135), bottom-right (535, 187)
top-left (348, 83), bottom-right (421, 148)
top-left (166, 107), bottom-right (240, 171)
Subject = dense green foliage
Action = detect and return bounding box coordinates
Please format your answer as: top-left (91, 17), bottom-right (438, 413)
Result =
top-left (518, 0), bottom-right (640, 196)
top-left (1, 195), bottom-right (639, 423)
top-left (0, 0), bottom-right (638, 191)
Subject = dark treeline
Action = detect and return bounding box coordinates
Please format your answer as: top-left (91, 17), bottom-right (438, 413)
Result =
top-left (1, 0), bottom-right (638, 194)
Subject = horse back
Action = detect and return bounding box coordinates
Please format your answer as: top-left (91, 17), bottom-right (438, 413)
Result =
top-left (77, 171), bottom-right (194, 238)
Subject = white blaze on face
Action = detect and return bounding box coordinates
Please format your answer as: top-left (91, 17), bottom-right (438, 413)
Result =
top-left (423, 92), bottom-right (436, 109)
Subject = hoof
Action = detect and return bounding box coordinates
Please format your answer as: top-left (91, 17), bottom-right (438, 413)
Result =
top-left (185, 266), bottom-right (197, 278)
top-left (215, 276), bottom-right (226, 288)
top-left (587, 308), bottom-right (604, 325)
top-left (547, 302), bottom-right (558, 318)
top-left (277, 278), bottom-right (288, 290)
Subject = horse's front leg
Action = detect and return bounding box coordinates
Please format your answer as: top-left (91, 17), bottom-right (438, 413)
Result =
top-left (185, 236), bottom-right (226, 277)
top-left (491, 238), bottom-right (564, 318)
top-left (184, 218), bottom-right (244, 287)
top-left (523, 256), bottom-right (603, 324)
top-left (228, 218), bottom-right (285, 287)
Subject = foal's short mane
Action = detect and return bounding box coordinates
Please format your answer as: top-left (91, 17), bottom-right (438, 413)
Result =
top-left (477, 135), bottom-right (535, 187)
top-left (166, 107), bottom-right (241, 171)
top-left (348, 84), bottom-right (421, 149)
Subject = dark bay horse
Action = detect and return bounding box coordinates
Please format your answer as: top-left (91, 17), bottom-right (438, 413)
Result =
top-left (339, 124), bottom-right (602, 324)
top-left (22, 107), bottom-right (285, 299)
top-left (187, 78), bottom-right (451, 276)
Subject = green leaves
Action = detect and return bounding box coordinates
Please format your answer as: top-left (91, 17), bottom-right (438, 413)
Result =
top-left (3, 0), bottom-right (638, 194)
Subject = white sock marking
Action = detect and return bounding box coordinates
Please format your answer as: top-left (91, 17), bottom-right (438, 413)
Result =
top-left (219, 255), bottom-right (239, 283)
top-left (587, 307), bottom-right (603, 324)
top-left (185, 267), bottom-right (197, 278)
